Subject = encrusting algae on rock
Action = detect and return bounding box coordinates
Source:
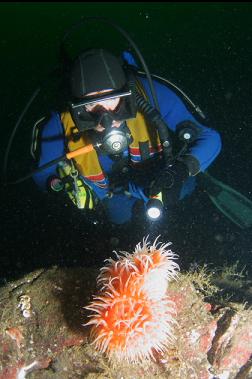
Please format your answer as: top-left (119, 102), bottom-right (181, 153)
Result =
top-left (1, 249), bottom-right (252, 377)
top-left (84, 236), bottom-right (180, 363)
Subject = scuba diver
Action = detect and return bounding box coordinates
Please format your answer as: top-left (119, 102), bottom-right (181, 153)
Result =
top-left (30, 47), bottom-right (222, 225)
top-left (5, 18), bottom-right (251, 229)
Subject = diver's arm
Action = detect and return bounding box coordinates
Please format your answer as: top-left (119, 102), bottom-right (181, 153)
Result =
top-left (32, 112), bottom-right (65, 191)
top-left (160, 89), bottom-right (222, 174)
top-left (140, 76), bottom-right (222, 174)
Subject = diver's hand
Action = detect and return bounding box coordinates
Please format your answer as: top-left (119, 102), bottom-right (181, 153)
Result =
top-left (149, 161), bottom-right (189, 206)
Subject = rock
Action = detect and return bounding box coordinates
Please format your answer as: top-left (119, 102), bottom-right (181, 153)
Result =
top-left (0, 266), bottom-right (251, 378)
top-left (209, 308), bottom-right (252, 378)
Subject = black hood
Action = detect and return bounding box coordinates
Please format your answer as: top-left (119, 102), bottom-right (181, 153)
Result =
top-left (70, 48), bottom-right (127, 98)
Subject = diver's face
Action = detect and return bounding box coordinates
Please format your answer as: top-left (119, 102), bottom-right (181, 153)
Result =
top-left (84, 89), bottom-right (122, 132)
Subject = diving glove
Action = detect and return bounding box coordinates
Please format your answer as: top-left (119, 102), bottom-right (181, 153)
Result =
top-left (149, 160), bottom-right (189, 207)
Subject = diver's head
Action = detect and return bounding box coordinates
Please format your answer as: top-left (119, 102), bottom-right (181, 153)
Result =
top-left (68, 48), bottom-right (136, 154)
top-left (70, 49), bottom-right (127, 99)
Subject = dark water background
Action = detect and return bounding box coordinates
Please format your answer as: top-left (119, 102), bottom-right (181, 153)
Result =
top-left (0, 3), bottom-right (251, 284)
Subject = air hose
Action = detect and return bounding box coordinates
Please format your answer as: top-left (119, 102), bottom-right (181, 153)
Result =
top-left (135, 92), bottom-right (173, 161)
top-left (8, 144), bottom-right (94, 185)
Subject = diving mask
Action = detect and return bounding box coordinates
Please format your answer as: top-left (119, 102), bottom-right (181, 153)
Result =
top-left (69, 88), bottom-right (135, 131)
top-left (69, 89), bottom-right (135, 155)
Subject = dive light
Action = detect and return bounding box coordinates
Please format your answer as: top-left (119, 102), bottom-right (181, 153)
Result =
top-left (146, 193), bottom-right (163, 221)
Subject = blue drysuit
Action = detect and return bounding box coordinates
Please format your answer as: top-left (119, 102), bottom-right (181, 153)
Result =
top-left (33, 60), bottom-right (221, 224)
